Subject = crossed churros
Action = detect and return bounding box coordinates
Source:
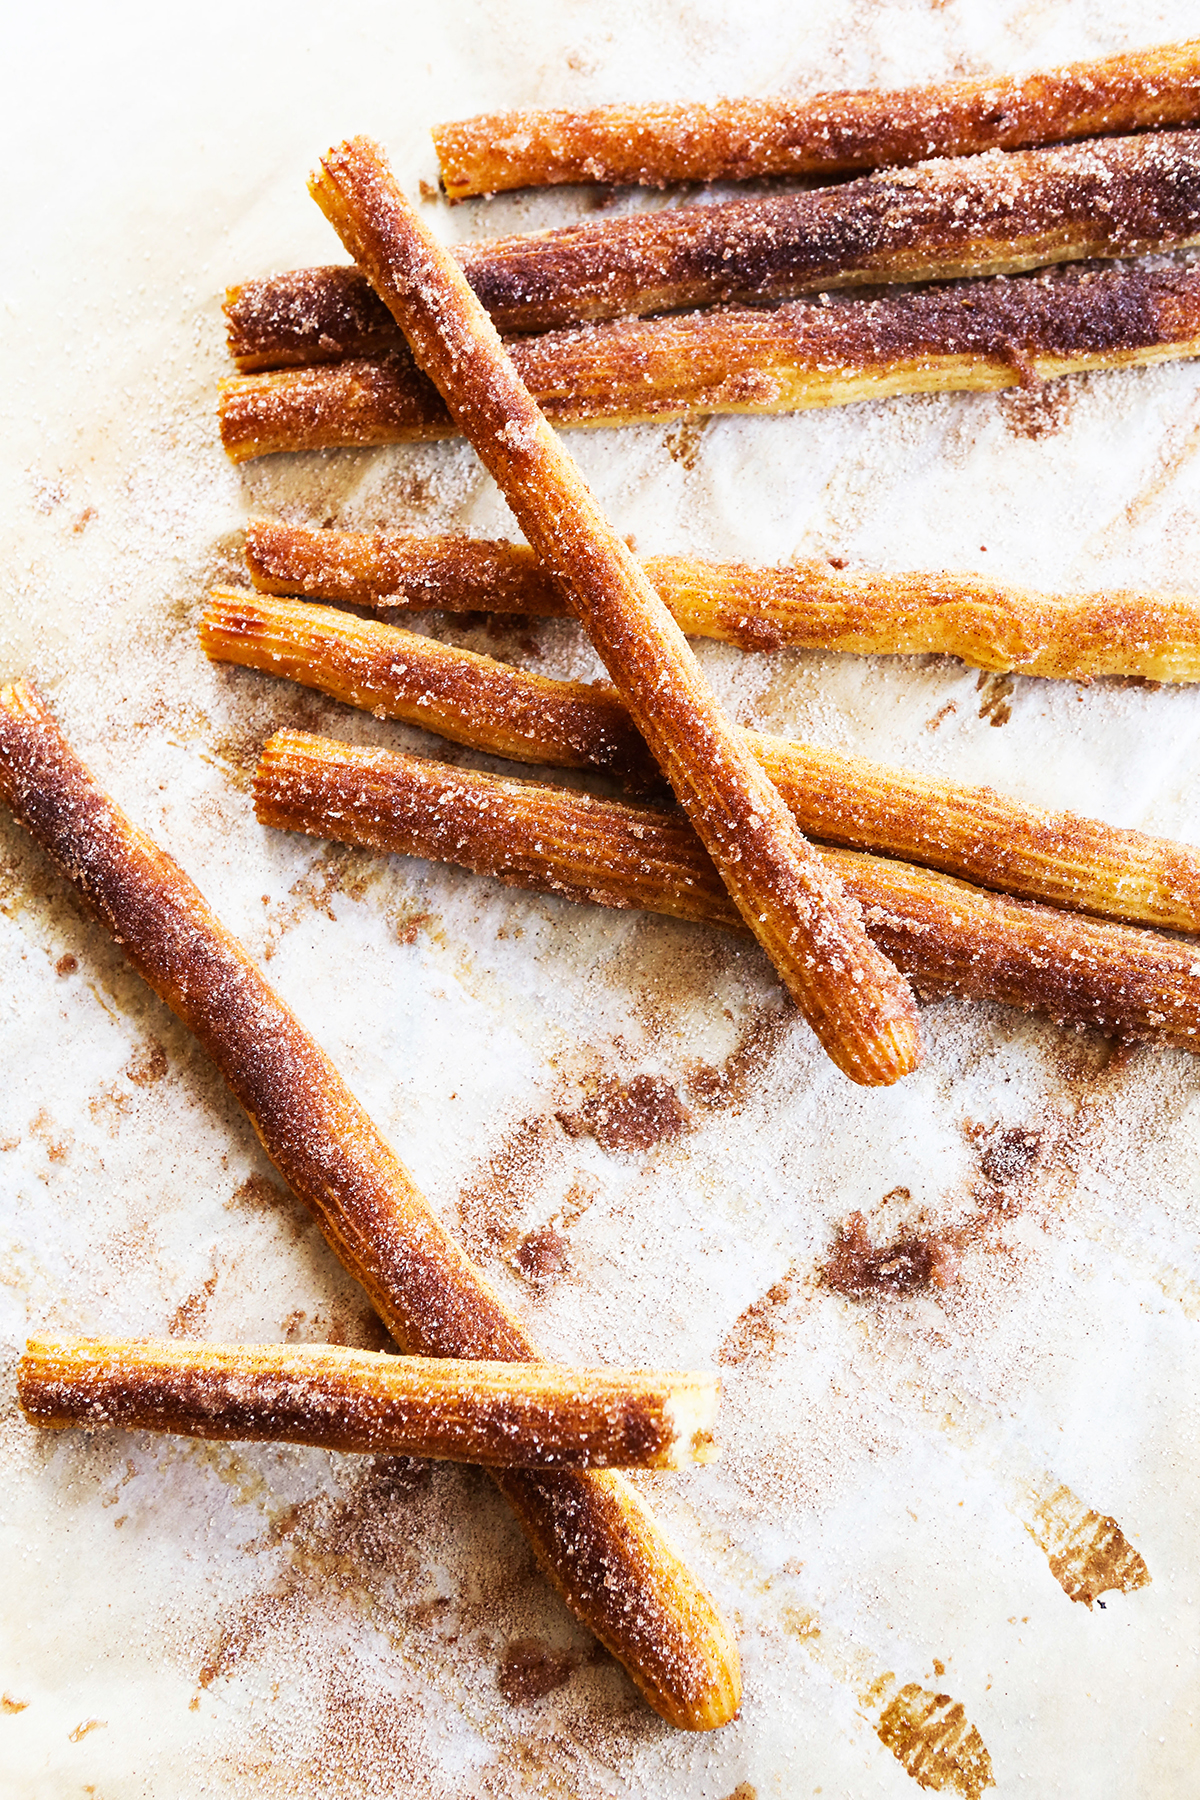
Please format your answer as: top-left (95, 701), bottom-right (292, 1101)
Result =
top-left (18, 1338), bottom-right (719, 1469)
top-left (201, 589), bottom-right (1200, 935)
top-left (308, 135), bottom-right (922, 1088)
top-left (230, 130), bottom-right (1200, 343)
top-left (0, 680), bottom-right (740, 1732)
top-left (242, 519), bottom-right (1200, 683)
top-left (431, 37), bottom-right (1200, 195)
top-left (219, 259), bottom-right (1200, 459)
top-left (253, 730), bottom-right (1200, 1050)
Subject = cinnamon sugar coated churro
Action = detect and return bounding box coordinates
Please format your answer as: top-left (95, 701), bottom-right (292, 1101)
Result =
top-left (19, 1338), bottom-right (719, 1469)
top-left (203, 589), bottom-right (1200, 935)
top-left (232, 131), bottom-right (1200, 343)
top-left (202, 588), bottom-right (656, 781)
top-left (242, 519), bottom-right (1200, 682)
top-left (253, 730), bottom-right (1200, 1047)
top-left (308, 135), bottom-right (921, 1087)
top-left (0, 680), bottom-right (740, 1731)
top-left (219, 260), bottom-right (1200, 459)
top-left (432, 39), bottom-right (1200, 195)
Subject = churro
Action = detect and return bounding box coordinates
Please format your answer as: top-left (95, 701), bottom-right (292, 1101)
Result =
top-left (231, 131), bottom-right (1200, 345)
top-left (202, 589), bottom-right (1200, 935)
top-left (309, 134), bottom-right (921, 1087)
top-left (0, 680), bottom-right (740, 1732)
top-left (432, 38), bottom-right (1200, 195)
top-left (19, 1337), bottom-right (719, 1470)
top-left (219, 259), bottom-right (1200, 460)
top-left (242, 520), bottom-right (1200, 682)
top-left (254, 730), bottom-right (1200, 1047)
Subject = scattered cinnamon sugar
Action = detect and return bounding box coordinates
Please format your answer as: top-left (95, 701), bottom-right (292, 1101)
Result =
top-left (556, 1072), bottom-right (691, 1153)
top-left (821, 1212), bottom-right (962, 1299)
top-left (497, 1638), bottom-right (578, 1704)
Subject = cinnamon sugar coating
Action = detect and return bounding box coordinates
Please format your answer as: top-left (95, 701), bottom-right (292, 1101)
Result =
top-left (309, 134), bottom-right (921, 1087)
top-left (432, 38), bottom-right (1200, 196)
top-left (19, 1338), bottom-right (720, 1470)
top-left (202, 591), bottom-right (1200, 935)
top-left (219, 259), bottom-right (1200, 459)
top-left (243, 521), bottom-right (1200, 683)
top-left (202, 588), bottom-right (656, 782)
top-left (0, 680), bottom-right (739, 1733)
top-left (233, 131), bottom-right (1200, 346)
top-left (254, 730), bottom-right (1200, 1048)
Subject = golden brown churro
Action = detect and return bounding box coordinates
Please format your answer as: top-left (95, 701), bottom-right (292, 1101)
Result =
top-left (432, 38), bottom-right (1200, 196)
top-left (219, 260), bottom-right (1200, 460)
top-left (254, 730), bottom-right (1200, 1048)
top-left (243, 520), bottom-right (1200, 682)
top-left (309, 135), bottom-right (921, 1087)
top-left (231, 131), bottom-right (1200, 345)
top-left (19, 1338), bottom-right (719, 1470)
top-left (202, 590), bottom-right (1200, 936)
top-left (202, 587), bottom-right (657, 782)
top-left (0, 680), bottom-right (739, 1731)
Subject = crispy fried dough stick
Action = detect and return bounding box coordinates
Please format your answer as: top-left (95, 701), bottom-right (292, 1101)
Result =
top-left (309, 136), bottom-right (920, 1088)
top-left (232, 131), bottom-right (1200, 346)
top-left (218, 259), bottom-right (1200, 460)
top-left (243, 520), bottom-right (1200, 683)
top-left (202, 588), bottom-right (659, 785)
top-left (0, 682), bottom-right (739, 1732)
top-left (19, 1338), bottom-right (719, 1470)
top-left (254, 731), bottom-right (1200, 1048)
top-left (202, 591), bottom-right (1200, 935)
top-left (432, 38), bottom-right (1200, 197)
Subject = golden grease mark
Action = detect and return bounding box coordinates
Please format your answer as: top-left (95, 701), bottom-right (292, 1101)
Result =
top-left (1025, 1485), bottom-right (1151, 1608)
top-left (68, 1719), bottom-right (106, 1743)
top-left (869, 1679), bottom-right (995, 1797)
top-left (975, 671), bottom-right (1014, 727)
top-left (662, 418), bottom-right (707, 471)
top-left (1, 1695), bottom-right (29, 1713)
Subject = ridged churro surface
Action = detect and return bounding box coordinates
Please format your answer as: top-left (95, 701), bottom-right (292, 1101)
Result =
top-left (19, 1337), bottom-right (720, 1469)
top-left (309, 135), bottom-right (921, 1087)
top-left (432, 38), bottom-right (1200, 194)
top-left (253, 730), bottom-right (1200, 1046)
top-left (219, 259), bottom-right (1200, 459)
top-left (232, 131), bottom-right (1200, 344)
top-left (201, 588), bottom-right (656, 783)
top-left (243, 519), bottom-right (1200, 682)
top-left (205, 589), bottom-right (1200, 934)
top-left (0, 680), bottom-right (739, 1733)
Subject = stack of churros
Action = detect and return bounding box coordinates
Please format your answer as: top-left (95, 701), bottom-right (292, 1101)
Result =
top-left (15, 38), bottom-right (1200, 1736)
top-left (220, 39), bottom-right (1200, 457)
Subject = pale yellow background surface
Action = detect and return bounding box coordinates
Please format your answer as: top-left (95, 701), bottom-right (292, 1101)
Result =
top-left (2, 2), bottom-right (1200, 1794)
